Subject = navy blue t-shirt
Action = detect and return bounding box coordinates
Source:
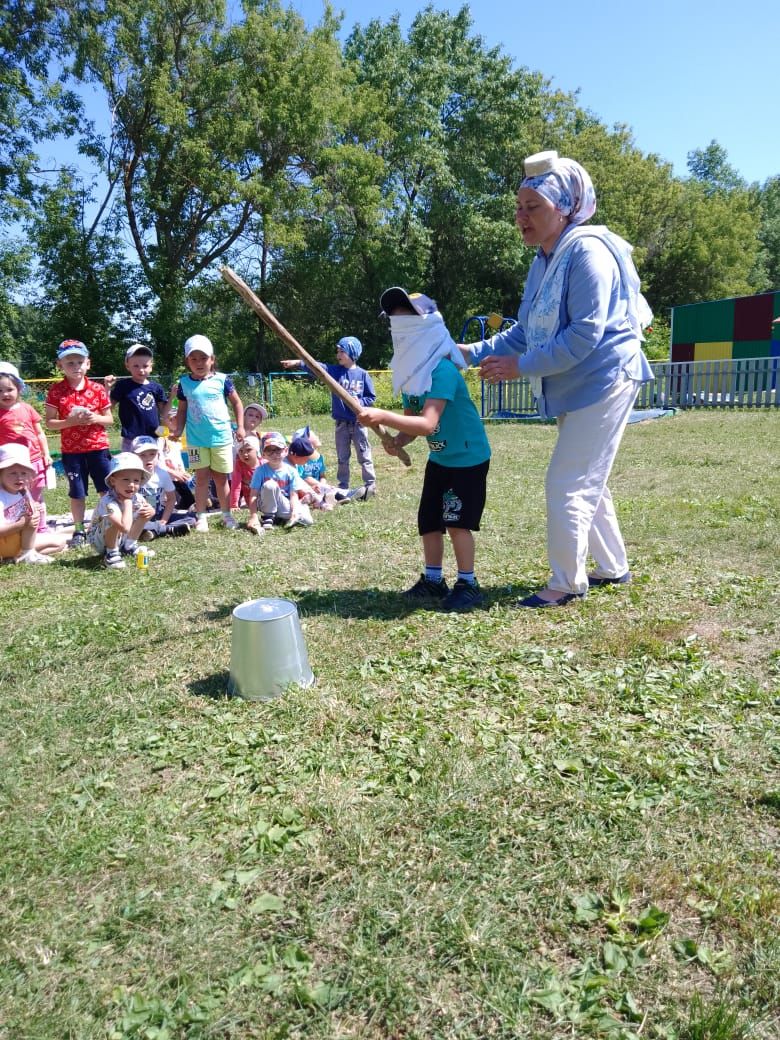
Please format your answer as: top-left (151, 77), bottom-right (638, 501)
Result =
top-left (110, 378), bottom-right (168, 439)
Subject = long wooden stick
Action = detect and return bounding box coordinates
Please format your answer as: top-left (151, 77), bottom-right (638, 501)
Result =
top-left (220, 266), bottom-right (412, 468)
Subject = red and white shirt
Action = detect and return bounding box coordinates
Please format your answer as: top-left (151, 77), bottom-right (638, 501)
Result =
top-left (46, 378), bottom-right (111, 453)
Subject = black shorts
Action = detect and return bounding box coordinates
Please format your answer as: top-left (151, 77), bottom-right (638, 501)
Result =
top-left (61, 449), bottom-right (112, 499)
top-left (417, 458), bottom-right (489, 535)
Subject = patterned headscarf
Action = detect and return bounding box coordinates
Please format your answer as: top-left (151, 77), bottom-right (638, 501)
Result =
top-left (521, 157), bottom-right (597, 226)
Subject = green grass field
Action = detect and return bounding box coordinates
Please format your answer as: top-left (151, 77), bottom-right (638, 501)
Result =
top-left (1, 409), bottom-right (778, 1040)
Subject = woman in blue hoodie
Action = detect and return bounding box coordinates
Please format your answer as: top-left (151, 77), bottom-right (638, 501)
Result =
top-left (464, 152), bottom-right (653, 608)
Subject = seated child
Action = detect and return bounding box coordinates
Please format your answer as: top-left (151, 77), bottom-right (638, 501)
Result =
top-left (158, 410), bottom-right (196, 512)
top-left (0, 444), bottom-right (68, 563)
top-left (289, 425), bottom-right (359, 505)
top-left (231, 434), bottom-right (261, 519)
top-left (0, 362), bottom-right (52, 532)
top-left (230, 402), bottom-right (267, 506)
top-left (131, 435), bottom-right (192, 538)
top-left (88, 452), bottom-right (155, 569)
top-left (248, 431), bottom-right (312, 532)
top-left (287, 431), bottom-right (337, 511)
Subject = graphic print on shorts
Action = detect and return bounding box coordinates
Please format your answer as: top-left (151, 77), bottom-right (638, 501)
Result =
top-left (442, 488), bottom-right (462, 524)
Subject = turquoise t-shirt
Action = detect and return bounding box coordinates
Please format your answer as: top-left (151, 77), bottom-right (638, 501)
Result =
top-left (401, 358), bottom-right (491, 468)
top-left (177, 372), bottom-right (234, 448)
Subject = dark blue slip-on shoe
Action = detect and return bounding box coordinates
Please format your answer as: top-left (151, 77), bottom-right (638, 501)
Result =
top-left (587, 571), bottom-right (632, 588)
top-left (515, 591), bottom-right (585, 609)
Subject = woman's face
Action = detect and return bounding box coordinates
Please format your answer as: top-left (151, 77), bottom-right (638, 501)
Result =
top-left (515, 188), bottom-right (567, 254)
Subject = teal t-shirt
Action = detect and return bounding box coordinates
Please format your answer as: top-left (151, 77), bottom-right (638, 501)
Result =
top-left (177, 372), bottom-right (234, 448)
top-left (401, 358), bottom-right (491, 468)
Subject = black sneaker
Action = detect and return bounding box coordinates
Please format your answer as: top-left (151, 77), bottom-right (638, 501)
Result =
top-left (164, 522), bottom-right (191, 537)
top-left (402, 574), bottom-right (449, 600)
top-left (441, 579), bottom-right (483, 613)
top-left (68, 530), bottom-right (87, 548)
top-left (120, 544), bottom-right (156, 558)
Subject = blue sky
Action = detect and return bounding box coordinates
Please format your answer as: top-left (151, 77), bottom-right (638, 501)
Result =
top-left (290, 0), bottom-right (780, 186)
top-left (34, 0), bottom-right (779, 193)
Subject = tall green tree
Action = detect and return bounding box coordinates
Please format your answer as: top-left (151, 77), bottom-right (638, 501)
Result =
top-left (67, 0), bottom-right (345, 368)
top-left (687, 140), bottom-right (745, 195)
top-left (755, 175), bottom-right (780, 292)
top-left (271, 5), bottom-right (551, 364)
top-left (25, 169), bottom-right (147, 372)
top-left (0, 1), bottom-right (81, 213)
top-left (640, 178), bottom-right (760, 309)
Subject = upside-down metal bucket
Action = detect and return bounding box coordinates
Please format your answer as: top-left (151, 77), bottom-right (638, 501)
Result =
top-left (228, 598), bottom-right (314, 701)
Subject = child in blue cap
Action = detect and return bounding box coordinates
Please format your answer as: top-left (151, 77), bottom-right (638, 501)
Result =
top-left (280, 336), bottom-right (377, 496)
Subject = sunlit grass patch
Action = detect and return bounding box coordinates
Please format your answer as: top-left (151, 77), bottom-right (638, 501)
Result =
top-left (1, 410), bottom-right (779, 1038)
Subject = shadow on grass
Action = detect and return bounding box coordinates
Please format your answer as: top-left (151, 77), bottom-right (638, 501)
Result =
top-left (189, 671), bottom-right (233, 700)
top-left (292, 583), bottom-right (527, 619)
top-left (54, 552), bottom-right (107, 570)
top-left (201, 603), bottom-right (235, 622)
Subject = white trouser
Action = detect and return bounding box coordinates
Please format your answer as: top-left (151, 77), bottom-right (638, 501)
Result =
top-left (545, 374), bottom-right (639, 595)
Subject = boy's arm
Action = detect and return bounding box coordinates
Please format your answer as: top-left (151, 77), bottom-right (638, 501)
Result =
top-left (92, 405), bottom-right (113, 427)
top-left (45, 402), bottom-right (72, 431)
top-left (229, 461), bottom-right (242, 509)
top-left (227, 388), bottom-right (244, 439)
top-left (288, 470), bottom-right (309, 518)
top-left (247, 485), bottom-right (259, 518)
top-left (361, 370), bottom-right (377, 407)
top-left (358, 399), bottom-right (446, 440)
top-left (157, 384), bottom-right (171, 426)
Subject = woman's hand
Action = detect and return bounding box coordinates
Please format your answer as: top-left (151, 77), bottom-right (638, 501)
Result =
top-left (479, 354), bottom-right (521, 384)
top-left (279, 359), bottom-right (300, 370)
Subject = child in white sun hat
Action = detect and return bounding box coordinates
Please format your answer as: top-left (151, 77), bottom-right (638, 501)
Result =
top-left (87, 452), bottom-right (155, 569)
top-left (0, 444), bottom-right (68, 563)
